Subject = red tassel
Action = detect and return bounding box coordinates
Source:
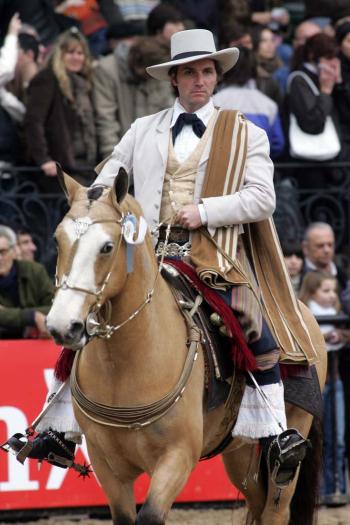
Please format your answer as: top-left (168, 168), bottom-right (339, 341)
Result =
top-left (280, 364), bottom-right (306, 380)
top-left (54, 347), bottom-right (75, 382)
top-left (166, 259), bottom-right (257, 372)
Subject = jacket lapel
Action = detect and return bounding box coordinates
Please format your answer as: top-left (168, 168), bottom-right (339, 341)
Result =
top-left (156, 109), bottom-right (173, 169)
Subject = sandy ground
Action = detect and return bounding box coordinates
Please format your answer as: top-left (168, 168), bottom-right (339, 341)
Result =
top-left (2, 504), bottom-right (350, 524)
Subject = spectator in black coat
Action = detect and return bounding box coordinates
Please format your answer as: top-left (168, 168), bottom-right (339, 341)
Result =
top-left (334, 22), bottom-right (350, 160)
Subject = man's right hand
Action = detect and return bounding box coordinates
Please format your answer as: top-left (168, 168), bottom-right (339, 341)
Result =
top-left (34, 311), bottom-right (51, 338)
top-left (40, 161), bottom-right (57, 177)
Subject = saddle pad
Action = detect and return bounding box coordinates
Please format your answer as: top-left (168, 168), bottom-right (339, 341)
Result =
top-left (283, 365), bottom-right (323, 419)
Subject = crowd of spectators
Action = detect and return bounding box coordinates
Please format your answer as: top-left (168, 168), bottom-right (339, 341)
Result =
top-left (1, 0), bottom-right (350, 507)
top-left (1, 0), bottom-right (350, 177)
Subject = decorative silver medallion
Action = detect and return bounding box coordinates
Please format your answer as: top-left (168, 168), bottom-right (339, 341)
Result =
top-left (73, 218), bottom-right (92, 239)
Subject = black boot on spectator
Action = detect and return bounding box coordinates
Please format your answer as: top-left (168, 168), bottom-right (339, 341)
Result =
top-left (7, 429), bottom-right (76, 468)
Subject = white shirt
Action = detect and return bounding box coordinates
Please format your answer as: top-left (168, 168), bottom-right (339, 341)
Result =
top-left (170, 98), bottom-right (215, 224)
top-left (170, 98), bottom-right (215, 164)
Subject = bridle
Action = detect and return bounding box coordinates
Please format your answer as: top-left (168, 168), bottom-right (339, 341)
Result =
top-left (54, 209), bottom-right (173, 340)
top-left (55, 204), bottom-right (202, 430)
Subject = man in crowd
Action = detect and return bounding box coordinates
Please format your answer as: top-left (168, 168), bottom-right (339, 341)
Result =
top-left (293, 19), bottom-right (321, 48)
top-left (0, 225), bottom-right (53, 338)
top-left (16, 225), bottom-right (37, 262)
top-left (301, 221), bottom-right (348, 290)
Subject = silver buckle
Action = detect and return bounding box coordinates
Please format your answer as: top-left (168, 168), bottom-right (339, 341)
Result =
top-left (156, 241), bottom-right (192, 258)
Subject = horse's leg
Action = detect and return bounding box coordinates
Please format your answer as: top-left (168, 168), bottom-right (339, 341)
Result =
top-left (136, 450), bottom-right (195, 525)
top-left (87, 443), bottom-right (137, 525)
top-left (222, 442), bottom-right (266, 525)
top-left (259, 406), bottom-right (314, 525)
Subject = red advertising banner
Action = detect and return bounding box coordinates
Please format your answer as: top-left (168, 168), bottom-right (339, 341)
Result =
top-left (0, 340), bottom-right (241, 511)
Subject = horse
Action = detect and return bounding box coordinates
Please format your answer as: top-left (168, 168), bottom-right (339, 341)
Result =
top-left (46, 167), bottom-right (327, 525)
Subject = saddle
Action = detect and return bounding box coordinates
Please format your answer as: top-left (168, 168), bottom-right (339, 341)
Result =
top-left (161, 259), bottom-right (324, 421)
top-left (161, 260), bottom-right (237, 411)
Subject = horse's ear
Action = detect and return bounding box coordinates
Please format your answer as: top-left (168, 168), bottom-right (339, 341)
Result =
top-left (111, 168), bottom-right (129, 205)
top-left (56, 163), bottom-right (81, 202)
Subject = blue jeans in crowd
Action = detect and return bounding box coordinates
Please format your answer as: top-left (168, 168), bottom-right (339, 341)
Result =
top-left (320, 378), bottom-right (346, 495)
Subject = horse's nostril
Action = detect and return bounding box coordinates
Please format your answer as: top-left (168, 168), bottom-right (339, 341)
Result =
top-left (70, 321), bottom-right (84, 338)
top-left (48, 327), bottom-right (64, 344)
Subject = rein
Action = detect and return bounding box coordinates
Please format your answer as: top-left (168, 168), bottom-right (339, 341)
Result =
top-left (57, 205), bottom-right (203, 429)
top-left (70, 310), bottom-right (201, 429)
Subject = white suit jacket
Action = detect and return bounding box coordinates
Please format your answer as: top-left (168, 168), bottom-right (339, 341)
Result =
top-left (95, 106), bottom-right (275, 232)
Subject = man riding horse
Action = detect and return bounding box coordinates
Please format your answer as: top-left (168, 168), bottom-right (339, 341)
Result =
top-left (7, 29), bottom-right (316, 488)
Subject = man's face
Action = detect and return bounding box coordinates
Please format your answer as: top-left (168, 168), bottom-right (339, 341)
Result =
top-left (0, 236), bottom-right (16, 277)
top-left (171, 58), bottom-right (218, 112)
top-left (302, 228), bottom-right (335, 269)
top-left (18, 233), bottom-right (37, 261)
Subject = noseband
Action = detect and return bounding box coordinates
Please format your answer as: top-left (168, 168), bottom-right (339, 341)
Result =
top-left (55, 209), bottom-right (173, 341)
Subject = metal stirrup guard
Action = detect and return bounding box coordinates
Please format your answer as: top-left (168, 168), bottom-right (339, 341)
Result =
top-left (267, 428), bottom-right (310, 489)
top-left (2, 433), bottom-right (34, 464)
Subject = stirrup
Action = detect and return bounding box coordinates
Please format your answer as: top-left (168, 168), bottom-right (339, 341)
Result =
top-left (267, 428), bottom-right (311, 488)
top-left (1, 432), bottom-right (34, 464)
top-left (1, 431), bottom-right (91, 478)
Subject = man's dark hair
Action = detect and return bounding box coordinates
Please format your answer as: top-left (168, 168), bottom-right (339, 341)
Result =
top-left (147, 4), bottom-right (184, 36)
top-left (303, 33), bottom-right (338, 63)
top-left (18, 33), bottom-right (39, 61)
top-left (14, 224), bottom-right (32, 237)
top-left (129, 36), bottom-right (170, 80)
top-left (220, 20), bottom-right (249, 48)
top-left (281, 240), bottom-right (303, 259)
top-left (222, 46), bottom-right (256, 86)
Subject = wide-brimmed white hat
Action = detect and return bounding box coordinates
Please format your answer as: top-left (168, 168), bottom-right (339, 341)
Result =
top-left (146, 29), bottom-right (239, 81)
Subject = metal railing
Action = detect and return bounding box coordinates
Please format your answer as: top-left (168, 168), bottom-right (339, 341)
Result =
top-left (274, 160), bottom-right (350, 253)
top-left (1, 161), bottom-right (350, 273)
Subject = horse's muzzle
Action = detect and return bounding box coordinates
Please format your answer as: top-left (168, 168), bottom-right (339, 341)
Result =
top-left (47, 320), bottom-right (87, 349)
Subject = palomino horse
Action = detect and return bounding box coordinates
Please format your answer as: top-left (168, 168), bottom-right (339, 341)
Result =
top-left (46, 168), bottom-right (327, 525)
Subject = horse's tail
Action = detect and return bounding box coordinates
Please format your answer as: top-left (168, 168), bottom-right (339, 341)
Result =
top-left (289, 417), bottom-right (323, 525)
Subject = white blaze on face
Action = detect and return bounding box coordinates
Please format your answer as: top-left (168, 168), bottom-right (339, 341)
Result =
top-left (47, 218), bottom-right (112, 333)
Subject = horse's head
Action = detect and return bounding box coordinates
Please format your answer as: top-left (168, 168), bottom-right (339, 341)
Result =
top-left (46, 166), bottom-right (147, 349)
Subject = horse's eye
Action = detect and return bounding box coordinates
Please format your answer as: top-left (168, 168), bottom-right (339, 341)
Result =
top-left (100, 242), bottom-right (114, 254)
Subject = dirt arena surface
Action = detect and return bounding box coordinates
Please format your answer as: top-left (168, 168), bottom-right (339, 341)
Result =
top-left (2, 505), bottom-right (350, 525)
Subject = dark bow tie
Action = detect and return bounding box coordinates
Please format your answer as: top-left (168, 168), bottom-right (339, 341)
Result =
top-left (172, 112), bottom-right (206, 143)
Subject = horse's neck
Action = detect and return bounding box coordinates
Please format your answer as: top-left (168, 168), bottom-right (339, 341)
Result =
top-left (85, 243), bottom-right (188, 402)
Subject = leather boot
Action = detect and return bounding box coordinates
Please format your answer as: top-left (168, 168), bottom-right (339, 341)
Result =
top-left (7, 429), bottom-right (76, 468)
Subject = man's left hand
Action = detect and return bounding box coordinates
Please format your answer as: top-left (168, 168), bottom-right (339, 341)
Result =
top-left (176, 204), bottom-right (202, 230)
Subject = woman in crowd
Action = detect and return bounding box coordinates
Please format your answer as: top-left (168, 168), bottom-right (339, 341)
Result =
top-left (287, 33), bottom-right (341, 188)
top-left (24, 27), bottom-right (96, 190)
top-left (334, 22), bottom-right (350, 160)
top-left (251, 25), bottom-right (284, 106)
